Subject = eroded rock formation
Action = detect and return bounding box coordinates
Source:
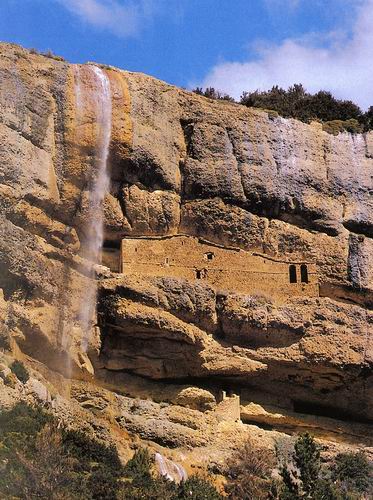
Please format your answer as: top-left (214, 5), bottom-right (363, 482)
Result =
top-left (0, 43), bottom-right (372, 462)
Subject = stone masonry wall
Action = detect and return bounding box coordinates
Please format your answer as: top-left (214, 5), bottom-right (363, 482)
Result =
top-left (121, 235), bottom-right (319, 302)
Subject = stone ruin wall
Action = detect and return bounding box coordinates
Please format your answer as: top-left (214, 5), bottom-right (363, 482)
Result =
top-left (116, 235), bottom-right (319, 302)
top-left (214, 391), bottom-right (241, 423)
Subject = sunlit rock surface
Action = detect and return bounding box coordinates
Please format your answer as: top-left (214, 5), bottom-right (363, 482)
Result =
top-left (0, 43), bottom-right (372, 466)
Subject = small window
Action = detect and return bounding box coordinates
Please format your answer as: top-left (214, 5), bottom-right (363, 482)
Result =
top-left (300, 264), bottom-right (308, 283)
top-left (165, 257), bottom-right (169, 264)
top-left (196, 269), bottom-right (207, 279)
top-left (204, 252), bottom-right (215, 261)
top-left (289, 264), bottom-right (297, 283)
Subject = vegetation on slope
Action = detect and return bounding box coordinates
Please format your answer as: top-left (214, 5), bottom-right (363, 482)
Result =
top-left (0, 402), bottom-right (222, 499)
top-left (1, 403), bottom-right (371, 499)
top-left (193, 84), bottom-right (373, 135)
top-left (225, 433), bottom-right (373, 499)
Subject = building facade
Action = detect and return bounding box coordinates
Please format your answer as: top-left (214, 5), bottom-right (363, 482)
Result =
top-left (113, 235), bottom-right (319, 302)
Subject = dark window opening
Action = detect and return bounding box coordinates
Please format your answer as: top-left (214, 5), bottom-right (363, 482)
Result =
top-left (289, 264), bottom-right (297, 283)
top-left (102, 241), bottom-right (121, 273)
top-left (196, 269), bottom-right (207, 279)
top-left (300, 264), bottom-right (308, 283)
top-left (103, 239), bottom-right (121, 250)
top-left (205, 252), bottom-right (215, 261)
top-left (165, 257), bottom-right (169, 265)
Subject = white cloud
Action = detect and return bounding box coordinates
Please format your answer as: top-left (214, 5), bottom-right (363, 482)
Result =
top-left (57, 0), bottom-right (155, 38)
top-left (201, 0), bottom-right (373, 109)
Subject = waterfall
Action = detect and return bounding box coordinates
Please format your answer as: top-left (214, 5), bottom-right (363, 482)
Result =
top-left (74, 65), bottom-right (112, 351)
top-left (154, 453), bottom-right (188, 483)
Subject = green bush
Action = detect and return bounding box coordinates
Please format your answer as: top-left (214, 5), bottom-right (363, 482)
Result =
top-left (239, 84), bottom-right (373, 133)
top-left (332, 451), bottom-right (373, 494)
top-left (0, 401), bottom-right (51, 436)
top-left (323, 119), bottom-right (363, 135)
top-left (192, 87), bottom-right (235, 102)
top-left (41, 49), bottom-right (65, 61)
top-left (63, 428), bottom-right (122, 473)
top-left (293, 432), bottom-right (321, 497)
top-left (277, 433), bottom-right (373, 500)
top-left (178, 475), bottom-right (223, 499)
top-left (0, 403), bottom-right (124, 499)
top-left (10, 360), bottom-right (29, 383)
top-left (0, 402), bottom-right (223, 500)
top-left (123, 447), bottom-right (153, 481)
top-left (222, 432), bottom-right (372, 500)
top-left (192, 84), bottom-right (372, 133)
top-left (0, 330), bottom-right (11, 350)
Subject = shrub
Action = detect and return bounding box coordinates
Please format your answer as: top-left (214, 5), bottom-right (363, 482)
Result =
top-left (41, 49), bottom-right (65, 61)
top-left (0, 403), bottom-right (123, 499)
top-left (279, 432), bottom-right (322, 499)
top-left (225, 441), bottom-right (276, 499)
top-left (0, 330), bottom-right (11, 350)
top-left (123, 447), bottom-right (153, 482)
top-left (63, 428), bottom-right (122, 473)
top-left (240, 84), bottom-right (373, 133)
top-left (10, 360), bottom-right (29, 383)
top-left (323, 120), bottom-right (348, 135)
top-left (192, 87), bottom-right (235, 102)
top-left (323, 119), bottom-right (363, 136)
top-left (0, 406), bottom-right (76, 499)
top-left (0, 405), bottom-right (222, 499)
top-left (178, 475), bottom-right (223, 499)
top-left (331, 451), bottom-right (373, 494)
top-left (119, 448), bottom-right (222, 499)
top-left (276, 433), bottom-right (371, 500)
top-left (293, 432), bottom-right (321, 497)
top-left (0, 401), bottom-right (51, 437)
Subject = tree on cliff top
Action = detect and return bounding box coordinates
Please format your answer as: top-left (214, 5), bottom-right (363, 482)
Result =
top-left (193, 84), bottom-right (372, 133)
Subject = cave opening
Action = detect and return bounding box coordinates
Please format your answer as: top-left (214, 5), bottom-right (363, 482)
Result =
top-left (293, 400), bottom-right (372, 424)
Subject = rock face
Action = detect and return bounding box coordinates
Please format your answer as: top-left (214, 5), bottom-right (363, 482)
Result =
top-left (0, 43), bottom-right (372, 453)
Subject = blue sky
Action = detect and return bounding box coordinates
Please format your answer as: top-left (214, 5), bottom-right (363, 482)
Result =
top-left (0, 0), bottom-right (372, 108)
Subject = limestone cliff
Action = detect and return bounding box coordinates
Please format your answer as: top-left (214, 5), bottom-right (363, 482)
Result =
top-left (0, 43), bottom-right (372, 465)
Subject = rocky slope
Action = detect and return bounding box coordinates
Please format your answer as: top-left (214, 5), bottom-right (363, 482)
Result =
top-left (0, 43), bottom-right (372, 469)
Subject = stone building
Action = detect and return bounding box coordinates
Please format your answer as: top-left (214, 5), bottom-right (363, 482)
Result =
top-left (102, 235), bottom-right (319, 302)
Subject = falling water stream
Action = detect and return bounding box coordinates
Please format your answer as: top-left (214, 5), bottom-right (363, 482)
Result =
top-left (155, 453), bottom-right (188, 483)
top-left (74, 65), bottom-right (112, 351)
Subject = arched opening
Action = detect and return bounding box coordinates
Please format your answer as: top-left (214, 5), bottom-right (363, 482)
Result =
top-left (196, 270), bottom-right (202, 279)
top-left (289, 264), bottom-right (297, 283)
top-left (300, 264), bottom-right (308, 283)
